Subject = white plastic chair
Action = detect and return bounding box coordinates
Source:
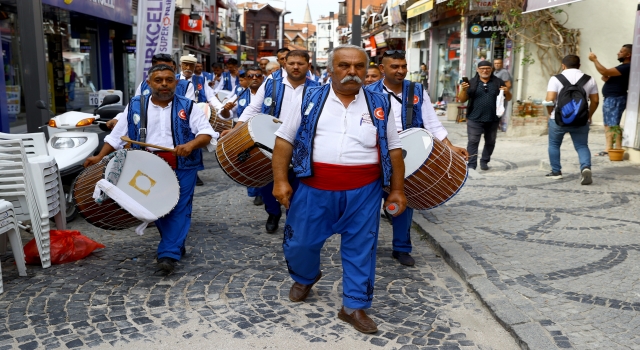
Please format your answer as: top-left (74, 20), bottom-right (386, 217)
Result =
top-left (0, 139), bottom-right (52, 268)
top-left (0, 132), bottom-right (66, 231)
top-left (0, 199), bottom-right (28, 294)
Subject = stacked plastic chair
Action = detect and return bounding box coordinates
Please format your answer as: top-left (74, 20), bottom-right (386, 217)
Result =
top-left (0, 138), bottom-right (55, 268)
top-left (0, 199), bottom-right (28, 294)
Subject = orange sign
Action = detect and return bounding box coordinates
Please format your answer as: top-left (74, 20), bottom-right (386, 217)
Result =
top-left (180, 14), bottom-right (202, 33)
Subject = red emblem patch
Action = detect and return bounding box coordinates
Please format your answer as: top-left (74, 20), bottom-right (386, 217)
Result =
top-left (413, 95), bottom-right (419, 104)
top-left (178, 109), bottom-right (187, 120)
top-left (374, 107), bottom-right (385, 120)
top-left (198, 84), bottom-right (203, 90)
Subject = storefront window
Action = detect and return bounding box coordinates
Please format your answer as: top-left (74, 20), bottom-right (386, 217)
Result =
top-left (434, 26), bottom-right (460, 103)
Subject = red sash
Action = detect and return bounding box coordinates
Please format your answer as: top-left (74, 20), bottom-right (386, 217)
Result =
top-left (301, 162), bottom-right (380, 191)
top-left (152, 151), bottom-right (177, 169)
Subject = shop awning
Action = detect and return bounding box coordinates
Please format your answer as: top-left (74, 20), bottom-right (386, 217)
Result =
top-left (219, 45), bottom-right (234, 54)
top-left (62, 52), bottom-right (85, 63)
top-left (407, 0), bottom-right (434, 19)
top-left (523, 0), bottom-right (583, 13)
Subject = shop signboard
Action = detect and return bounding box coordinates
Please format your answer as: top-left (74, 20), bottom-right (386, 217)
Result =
top-left (374, 33), bottom-right (387, 49)
top-left (387, 0), bottom-right (403, 26)
top-left (179, 15), bottom-right (203, 34)
top-left (407, 0), bottom-right (433, 19)
top-left (6, 86), bottom-right (20, 115)
top-left (135, 0), bottom-right (177, 87)
top-left (523, 0), bottom-right (583, 14)
top-left (469, 0), bottom-right (495, 11)
top-left (467, 18), bottom-right (505, 38)
top-left (42, 0), bottom-right (133, 25)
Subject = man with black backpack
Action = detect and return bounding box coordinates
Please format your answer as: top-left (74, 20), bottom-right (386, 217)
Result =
top-left (544, 55), bottom-right (599, 185)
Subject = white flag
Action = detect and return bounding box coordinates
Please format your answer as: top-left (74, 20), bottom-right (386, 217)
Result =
top-left (135, 0), bottom-right (176, 89)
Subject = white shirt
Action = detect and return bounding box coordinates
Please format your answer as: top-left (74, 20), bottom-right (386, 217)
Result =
top-left (115, 80), bottom-right (196, 121)
top-left (211, 75), bottom-right (224, 94)
top-left (276, 87), bottom-right (402, 165)
top-left (382, 82), bottom-right (448, 141)
top-left (547, 68), bottom-right (598, 119)
top-left (105, 98), bottom-right (216, 151)
top-left (238, 77), bottom-right (305, 123)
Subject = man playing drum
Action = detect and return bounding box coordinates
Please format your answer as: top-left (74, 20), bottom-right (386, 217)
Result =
top-left (272, 45), bottom-right (407, 334)
top-left (221, 51), bottom-right (320, 234)
top-left (84, 64), bottom-right (216, 274)
top-left (106, 54), bottom-right (194, 130)
top-left (366, 50), bottom-right (469, 267)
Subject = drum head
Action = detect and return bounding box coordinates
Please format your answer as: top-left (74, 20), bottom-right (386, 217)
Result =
top-left (105, 150), bottom-right (180, 218)
top-left (248, 114), bottom-right (282, 159)
top-left (195, 102), bottom-right (211, 116)
top-left (400, 128), bottom-right (434, 178)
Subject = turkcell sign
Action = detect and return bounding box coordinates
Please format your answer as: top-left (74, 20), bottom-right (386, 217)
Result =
top-left (42, 0), bottom-right (132, 25)
top-left (135, 0), bottom-right (176, 88)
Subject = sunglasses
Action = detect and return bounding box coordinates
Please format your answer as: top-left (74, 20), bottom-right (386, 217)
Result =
top-left (247, 73), bottom-right (263, 79)
top-left (383, 50), bottom-right (406, 57)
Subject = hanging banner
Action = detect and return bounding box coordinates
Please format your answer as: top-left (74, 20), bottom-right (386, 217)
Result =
top-left (523, 0), bottom-right (583, 14)
top-left (135, 0), bottom-right (176, 88)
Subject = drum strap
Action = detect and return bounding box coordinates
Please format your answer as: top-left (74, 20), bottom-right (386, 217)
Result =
top-left (406, 82), bottom-right (415, 128)
top-left (269, 78), bottom-right (277, 116)
top-left (140, 95), bottom-right (148, 143)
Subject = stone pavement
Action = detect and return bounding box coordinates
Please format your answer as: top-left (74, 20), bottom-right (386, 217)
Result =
top-left (0, 148), bottom-right (516, 349)
top-left (417, 121), bottom-right (640, 349)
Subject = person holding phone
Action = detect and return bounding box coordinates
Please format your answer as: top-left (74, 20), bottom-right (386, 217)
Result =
top-left (458, 60), bottom-right (512, 171)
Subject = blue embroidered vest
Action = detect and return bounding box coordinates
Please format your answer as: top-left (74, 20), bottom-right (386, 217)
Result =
top-left (366, 79), bottom-right (424, 130)
top-left (236, 88), bottom-right (252, 117)
top-left (261, 77), bottom-right (319, 117)
top-left (191, 75), bottom-right (207, 103)
top-left (126, 94), bottom-right (203, 171)
top-left (203, 72), bottom-right (213, 82)
top-left (292, 85), bottom-right (393, 187)
top-left (222, 71), bottom-right (239, 91)
top-left (140, 80), bottom-right (190, 98)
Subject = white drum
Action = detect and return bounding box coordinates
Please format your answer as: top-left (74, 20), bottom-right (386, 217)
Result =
top-left (104, 150), bottom-right (180, 217)
top-left (74, 150), bottom-right (180, 230)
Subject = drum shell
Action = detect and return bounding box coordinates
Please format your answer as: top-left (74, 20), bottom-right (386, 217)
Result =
top-left (73, 158), bottom-right (140, 230)
top-left (215, 119), bottom-right (274, 187)
top-left (386, 129), bottom-right (468, 210)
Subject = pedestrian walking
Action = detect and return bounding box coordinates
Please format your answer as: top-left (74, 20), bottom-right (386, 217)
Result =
top-left (544, 55), bottom-right (599, 185)
top-left (588, 44), bottom-right (632, 155)
top-left (419, 63), bottom-right (429, 88)
top-left (458, 60), bottom-right (511, 170)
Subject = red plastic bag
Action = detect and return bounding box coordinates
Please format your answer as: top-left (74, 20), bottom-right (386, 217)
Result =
top-left (24, 230), bottom-right (105, 265)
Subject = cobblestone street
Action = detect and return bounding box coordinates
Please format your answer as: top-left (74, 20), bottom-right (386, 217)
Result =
top-left (418, 121), bottom-right (640, 349)
top-left (0, 129), bottom-right (515, 350)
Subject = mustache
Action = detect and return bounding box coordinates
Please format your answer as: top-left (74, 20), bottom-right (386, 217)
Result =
top-left (340, 75), bottom-right (363, 84)
top-left (183, 70), bottom-right (193, 74)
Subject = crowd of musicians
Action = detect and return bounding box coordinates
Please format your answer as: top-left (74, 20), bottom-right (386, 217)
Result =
top-left (83, 45), bottom-right (476, 334)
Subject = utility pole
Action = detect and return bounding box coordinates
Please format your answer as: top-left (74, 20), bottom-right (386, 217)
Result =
top-left (350, 0), bottom-right (361, 47)
top-left (210, 0), bottom-right (217, 66)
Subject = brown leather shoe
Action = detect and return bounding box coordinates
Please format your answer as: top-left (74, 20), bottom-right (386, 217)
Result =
top-left (288, 271), bottom-right (322, 302)
top-left (338, 307), bottom-right (378, 334)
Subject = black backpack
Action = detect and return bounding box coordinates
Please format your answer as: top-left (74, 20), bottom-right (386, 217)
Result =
top-left (554, 74), bottom-right (591, 126)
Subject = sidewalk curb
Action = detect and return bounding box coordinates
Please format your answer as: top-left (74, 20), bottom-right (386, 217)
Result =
top-left (412, 213), bottom-right (558, 350)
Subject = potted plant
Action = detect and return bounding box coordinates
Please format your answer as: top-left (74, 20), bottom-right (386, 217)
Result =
top-left (608, 125), bottom-right (625, 161)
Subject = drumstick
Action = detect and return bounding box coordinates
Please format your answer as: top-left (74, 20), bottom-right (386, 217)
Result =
top-left (120, 136), bottom-right (175, 153)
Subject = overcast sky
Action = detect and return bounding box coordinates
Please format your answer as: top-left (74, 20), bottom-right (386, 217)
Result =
top-left (265, 0), bottom-right (341, 25)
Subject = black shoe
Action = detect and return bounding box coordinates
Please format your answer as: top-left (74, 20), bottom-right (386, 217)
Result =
top-left (157, 257), bottom-right (176, 274)
top-left (196, 175), bottom-right (204, 186)
top-left (545, 171), bottom-right (563, 179)
top-left (392, 251), bottom-right (415, 266)
top-left (480, 164), bottom-right (489, 171)
top-left (266, 214), bottom-right (281, 233)
top-left (253, 195), bottom-right (264, 206)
